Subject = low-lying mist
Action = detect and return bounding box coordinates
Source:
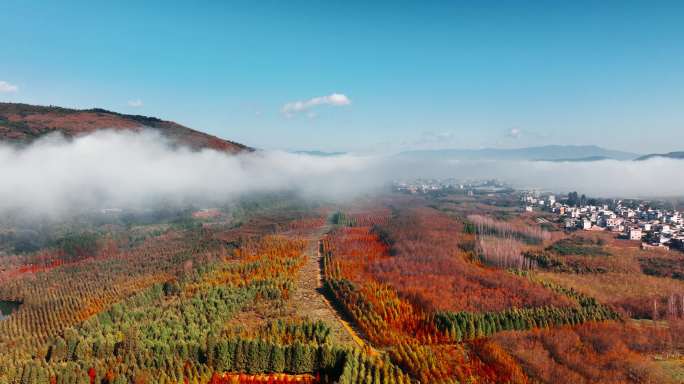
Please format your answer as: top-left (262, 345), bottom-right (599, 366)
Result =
top-left (400, 157), bottom-right (684, 198)
top-left (0, 130), bottom-right (682, 215)
top-left (0, 130), bottom-right (379, 215)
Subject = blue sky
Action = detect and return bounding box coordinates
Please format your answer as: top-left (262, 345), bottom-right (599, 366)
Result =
top-left (1, 1), bottom-right (683, 153)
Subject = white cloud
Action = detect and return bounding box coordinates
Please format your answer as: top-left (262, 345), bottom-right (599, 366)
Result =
top-left (0, 81), bottom-right (18, 93)
top-left (0, 130), bottom-right (683, 216)
top-left (0, 130), bottom-right (379, 214)
top-left (127, 99), bottom-right (143, 108)
top-left (281, 93), bottom-right (351, 117)
top-left (507, 127), bottom-right (522, 139)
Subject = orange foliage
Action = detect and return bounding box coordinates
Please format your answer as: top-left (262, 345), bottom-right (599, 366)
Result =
top-left (493, 321), bottom-right (675, 384)
top-left (469, 339), bottom-right (528, 383)
top-left (0, 229), bottom-right (226, 347)
top-left (348, 209), bottom-right (392, 227)
top-left (390, 342), bottom-right (513, 383)
top-left (322, 220), bottom-right (525, 383)
top-left (372, 208), bottom-right (572, 313)
top-left (323, 227), bottom-right (441, 345)
top-left (538, 271), bottom-right (684, 319)
top-left (287, 217), bottom-right (327, 234)
top-left (182, 235), bottom-right (306, 304)
top-left (209, 372), bottom-right (318, 384)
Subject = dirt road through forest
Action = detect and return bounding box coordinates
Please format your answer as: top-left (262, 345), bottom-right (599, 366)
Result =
top-left (290, 226), bottom-right (369, 349)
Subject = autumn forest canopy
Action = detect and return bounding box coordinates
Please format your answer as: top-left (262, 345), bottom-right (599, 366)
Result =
top-left (1, 185), bottom-right (684, 384)
top-left (1, 104), bottom-right (684, 382)
top-left (4, 0), bottom-right (684, 381)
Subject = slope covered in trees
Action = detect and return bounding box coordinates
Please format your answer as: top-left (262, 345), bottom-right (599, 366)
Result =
top-left (0, 102), bottom-right (251, 153)
top-left (1, 193), bottom-right (682, 383)
top-left (0, 206), bottom-right (412, 383)
top-left (320, 196), bottom-right (680, 383)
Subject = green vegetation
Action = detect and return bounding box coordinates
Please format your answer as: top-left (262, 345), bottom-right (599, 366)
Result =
top-left (639, 256), bottom-right (684, 280)
top-left (547, 236), bottom-right (609, 256)
top-left (2, 191), bottom-right (682, 383)
top-left (331, 212), bottom-right (357, 227)
top-left (435, 279), bottom-right (620, 341)
top-left (53, 232), bottom-right (100, 261)
top-left (0, 212), bottom-right (409, 383)
top-left (522, 251), bottom-right (567, 270)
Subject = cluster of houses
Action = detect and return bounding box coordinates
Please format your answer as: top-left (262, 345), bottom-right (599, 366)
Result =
top-left (392, 178), bottom-right (683, 252)
top-left (393, 179), bottom-right (509, 195)
top-left (393, 178), bottom-right (462, 194)
top-left (523, 192), bottom-right (684, 252)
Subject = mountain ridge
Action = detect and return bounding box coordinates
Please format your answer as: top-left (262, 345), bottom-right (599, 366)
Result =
top-left (635, 151), bottom-right (684, 161)
top-left (292, 150), bottom-right (347, 157)
top-left (0, 102), bottom-right (251, 153)
top-left (398, 145), bottom-right (639, 161)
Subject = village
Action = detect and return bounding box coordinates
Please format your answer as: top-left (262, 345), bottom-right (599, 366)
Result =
top-left (393, 178), bottom-right (512, 195)
top-left (392, 178), bottom-right (684, 253)
top-left (523, 191), bottom-right (684, 252)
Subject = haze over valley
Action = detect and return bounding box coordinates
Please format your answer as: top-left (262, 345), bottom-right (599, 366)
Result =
top-left (2, 2), bottom-right (684, 384)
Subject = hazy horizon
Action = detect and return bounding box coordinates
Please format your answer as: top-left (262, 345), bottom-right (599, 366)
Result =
top-left (0, 100), bottom-right (665, 156)
top-left (2, 4), bottom-right (684, 382)
top-left (1, 129), bottom-right (682, 217)
top-left (2, 1), bottom-right (684, 153)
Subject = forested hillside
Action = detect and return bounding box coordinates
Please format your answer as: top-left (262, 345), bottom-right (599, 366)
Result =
top-left (1, 193), bottom-right (684, 383)
top-left (0, 103), bottom-right (251, 153)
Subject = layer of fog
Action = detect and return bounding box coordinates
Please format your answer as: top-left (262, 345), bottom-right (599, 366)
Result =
top-left (400, 158), bottom-right (684, 198)
top-left (0, 130), bottom-right (682, 215)
top-left (0, 130), bottom-right (380, 215)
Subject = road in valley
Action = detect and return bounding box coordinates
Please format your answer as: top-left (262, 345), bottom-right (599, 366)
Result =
top-left (290, 225), bottom-right (371, 350)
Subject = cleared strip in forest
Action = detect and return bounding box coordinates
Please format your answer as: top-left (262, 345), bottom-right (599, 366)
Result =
top-left (290, 225), bottom-right (371, 350)
top-left (315, 237), bottom-right (372, 351)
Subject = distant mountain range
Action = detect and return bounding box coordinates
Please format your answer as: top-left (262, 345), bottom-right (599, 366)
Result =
top-left (541, 156), bottom-right (613, 162)
top-left (2, 103), bottom-right (682, 162)
top-left (398, 145), bottom-right (640, 161)
top-left (291, 150), bottom-right (347, 157)
top-left (634, 151), bottom-right (684, 161)
top-left (0, 102), bottom-right (251, 153)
